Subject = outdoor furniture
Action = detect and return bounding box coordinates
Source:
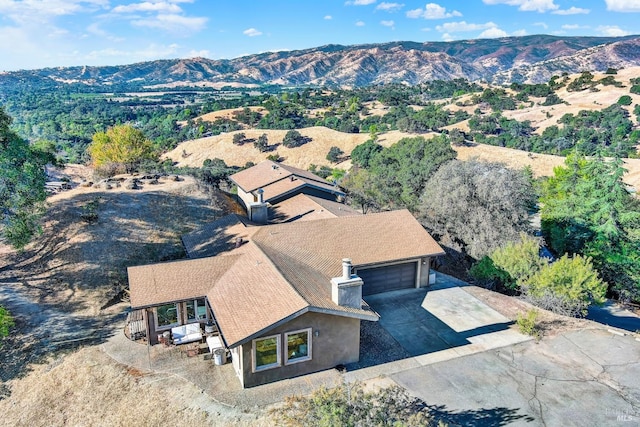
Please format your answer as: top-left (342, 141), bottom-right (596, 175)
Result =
top-left (171, 323), bottom-right (203, 345)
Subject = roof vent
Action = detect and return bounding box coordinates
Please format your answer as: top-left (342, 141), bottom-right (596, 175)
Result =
top-left (290, 176), bottom-right (295, 182)
top-left (272, 164), bottom-right (278, 170)
top-left (235, 237), bottom-right (244, 248)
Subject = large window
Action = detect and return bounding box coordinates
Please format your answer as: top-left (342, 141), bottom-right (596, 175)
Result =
top-left (252, 335), bottom-right (281, 372)
top-left (186, 298), bottom-right (207, 322)
top-left (285, 328), bottom-right (312, 365)
top-left (155, 303), bottom-right (179, 329)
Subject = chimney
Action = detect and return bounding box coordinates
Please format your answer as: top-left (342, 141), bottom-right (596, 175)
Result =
top-left (249, 188), bottom-right (268, 224)
top-left (342, 258), bottom-right (352, 280)
top-left (331, 258), bottom-right (363, 309)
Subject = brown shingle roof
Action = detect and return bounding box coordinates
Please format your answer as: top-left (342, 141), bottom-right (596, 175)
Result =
top-left (229, 160), bottom-right (340, 193)
top-left (128, 255), bottom-right (241, 308)
top-left (206, 242), bottom-right (309, 347)
top-left (269, 194), bottom-right (361, 224)
top-left (252, 209), bottom-right (444, 271)
top-left (128, 209), bottom-right (443, 347)
top-left (181, 214), bottom-right (257, 259)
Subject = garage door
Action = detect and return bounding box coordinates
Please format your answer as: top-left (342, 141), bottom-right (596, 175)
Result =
top-left (357, 262), bottom-right (417, 296)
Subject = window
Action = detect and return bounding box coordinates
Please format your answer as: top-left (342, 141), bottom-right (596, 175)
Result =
top-left (285, 328), bottom-right (312, 365)
top-left (155, 303), bottom-right (179, 329)
top-left (186, 298), bottom-right (207, 322)
top-left (252, 335), bottom-right (281, 372)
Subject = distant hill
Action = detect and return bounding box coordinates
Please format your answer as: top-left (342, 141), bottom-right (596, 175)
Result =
top-left (2, 35), bottom-right (640, 88)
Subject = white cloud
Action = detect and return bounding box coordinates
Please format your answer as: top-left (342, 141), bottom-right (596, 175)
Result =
top-left (407, 3), bottom-right (462, 19)
top-left (346, 0), bottom-right (376, 5)
top-left (482, 0), bottom-right (559, 13)
top-left (132, 14), bottom-right (207, 34)
top-left (512, 29), bottom-right (527, 36)
top-left (552, 7), bottom-right (590, 15)
top-left (243, 28), bottom-right (263, 37)
top-left (324, 15), bottom-right (333, 19)
top-left (479, 27), bottom-right (508, 38)
top-left (355, 20), bottom-right (366, 26)
top-left (380, 20), bottom-right (395, 28)
top-left (84, 43), bottom-right (180, 61)
top-left (533, 21), bottom-right (548, 29)
top-left (376, 2), bottom-right (404, 12)
top-left (185, 49), bottom-right (211, 58)
top-left (441, 32), bottom-right (453, 41)
top-left (597, 25), bottom-right (630, 36)
top-left (112, 2), bottom-right (182, 14)
top-left (86, 22), bottom-right (124, 41)
top-left (436, 21), bottom-right (498, 33)
top-left (0, 0), bottom-right (108, 25)
top-left (605, 0), bottom-right (640, 12)
top-left (562, 24), bottom-right (589, 30)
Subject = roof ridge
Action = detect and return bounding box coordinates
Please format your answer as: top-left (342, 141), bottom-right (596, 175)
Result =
top-left (249, 238), bottom-right (310, 306)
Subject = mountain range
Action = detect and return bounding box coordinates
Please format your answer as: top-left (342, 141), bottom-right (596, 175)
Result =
top-left (2, 34), bottom-right (640, 88)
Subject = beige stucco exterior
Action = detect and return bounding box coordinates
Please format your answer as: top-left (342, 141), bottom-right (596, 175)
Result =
top-left (235, 311), bottom-right (361, 388)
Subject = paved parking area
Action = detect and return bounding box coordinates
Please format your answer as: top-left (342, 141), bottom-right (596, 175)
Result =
top-left (391, 328), bottom-right (640, 426)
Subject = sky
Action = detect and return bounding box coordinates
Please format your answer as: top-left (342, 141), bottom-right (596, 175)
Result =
top-left (1, 0), bottom-right (639, 71)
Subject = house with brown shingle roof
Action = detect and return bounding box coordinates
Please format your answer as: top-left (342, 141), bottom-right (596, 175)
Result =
top-left (230, 160), bottom-right (345, 212)
top-left (127, 163), bottom-right (444, 388)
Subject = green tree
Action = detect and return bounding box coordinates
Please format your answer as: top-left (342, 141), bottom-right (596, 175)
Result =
top-left (232, 132), bottom-right (246, 145)
top-left (282, 130), bottom-right (307, 148)
top-left (618, 95), bottom-right (633, 106)
top-left (0, 107), bottom-right (52, 249)
top-left (254, 133), bottom-right (269, 152)
top-left (370, 135), bottom-right (456, 211)
top-left (525, 254), bottom-right (607, 316)
top-left (540, 154), bottom-right (640, 301)
top-left (88, 125), bottom-right (157, 174)
top-left (350, 139), bottom-right (382, 169)
top-left (326, 146), bottom-right (344, 163)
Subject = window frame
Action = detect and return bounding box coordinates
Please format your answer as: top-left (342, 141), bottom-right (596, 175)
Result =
top-left (252, 334), bottom-right (282, 372)
top-left (186, 298), bottom-right (208, 323)
top-left (153, 303), bottom-right (181, 331)
top-left (284, 328), bottom-right (312, 365)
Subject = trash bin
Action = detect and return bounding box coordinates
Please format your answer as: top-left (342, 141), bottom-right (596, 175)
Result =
top-left (213, 348), bottom-right (226, 365)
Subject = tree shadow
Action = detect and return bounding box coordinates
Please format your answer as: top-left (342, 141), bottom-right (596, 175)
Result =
top-left (428, 404), bottom-right (535, 426)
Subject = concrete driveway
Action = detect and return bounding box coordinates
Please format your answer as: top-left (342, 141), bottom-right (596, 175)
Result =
top-left (391, 328), bottom-right (640, 426)
top-left (363, 275), bottom-right (530, 362)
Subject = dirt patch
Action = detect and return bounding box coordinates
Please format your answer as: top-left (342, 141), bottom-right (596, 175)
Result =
top-left (463, 286), bottom-right (591, 339)
top-left (0, 346), bottom-right (265, 426)
top-left (0, 167), bottom-right (238, 397)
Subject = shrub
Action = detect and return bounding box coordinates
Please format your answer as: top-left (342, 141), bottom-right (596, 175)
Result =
top-left (254, 133), bottom-right (268, 152)
top-left (524, 254), bottom-right (606, 317)
top-left (630, 85), bottom-right (640, 95)
top-left (269, 382), bottom-right (434, 427)
top-left (469, 256), bottom-right (510, 289)
top-left (0, 306), bottom-right (14, 339)
top-left (490, 234), bottom-right (547, 290)
top-left (266, 153), bottom-right (281, 162)
top-left (516, 309), bottom-right (540, 340)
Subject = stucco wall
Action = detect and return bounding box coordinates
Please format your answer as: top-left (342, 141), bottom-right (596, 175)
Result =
top-left (238, 311), bottom-right (361, 388)
top-left (419, 257), bottom-right (431, 288)
top-left (237, 187), bottom-right (255, 212)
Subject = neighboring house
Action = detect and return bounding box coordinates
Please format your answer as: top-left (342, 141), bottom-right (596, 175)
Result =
top-left (127, 162), bottom-right (444, 388)
top-left (230, 160), bottom-right (345, 211)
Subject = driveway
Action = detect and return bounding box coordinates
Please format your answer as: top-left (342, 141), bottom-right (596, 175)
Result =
top-left (391, 328), bottom-right (640, 426)
top-left (362, 275), bottom-right (530, 361)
